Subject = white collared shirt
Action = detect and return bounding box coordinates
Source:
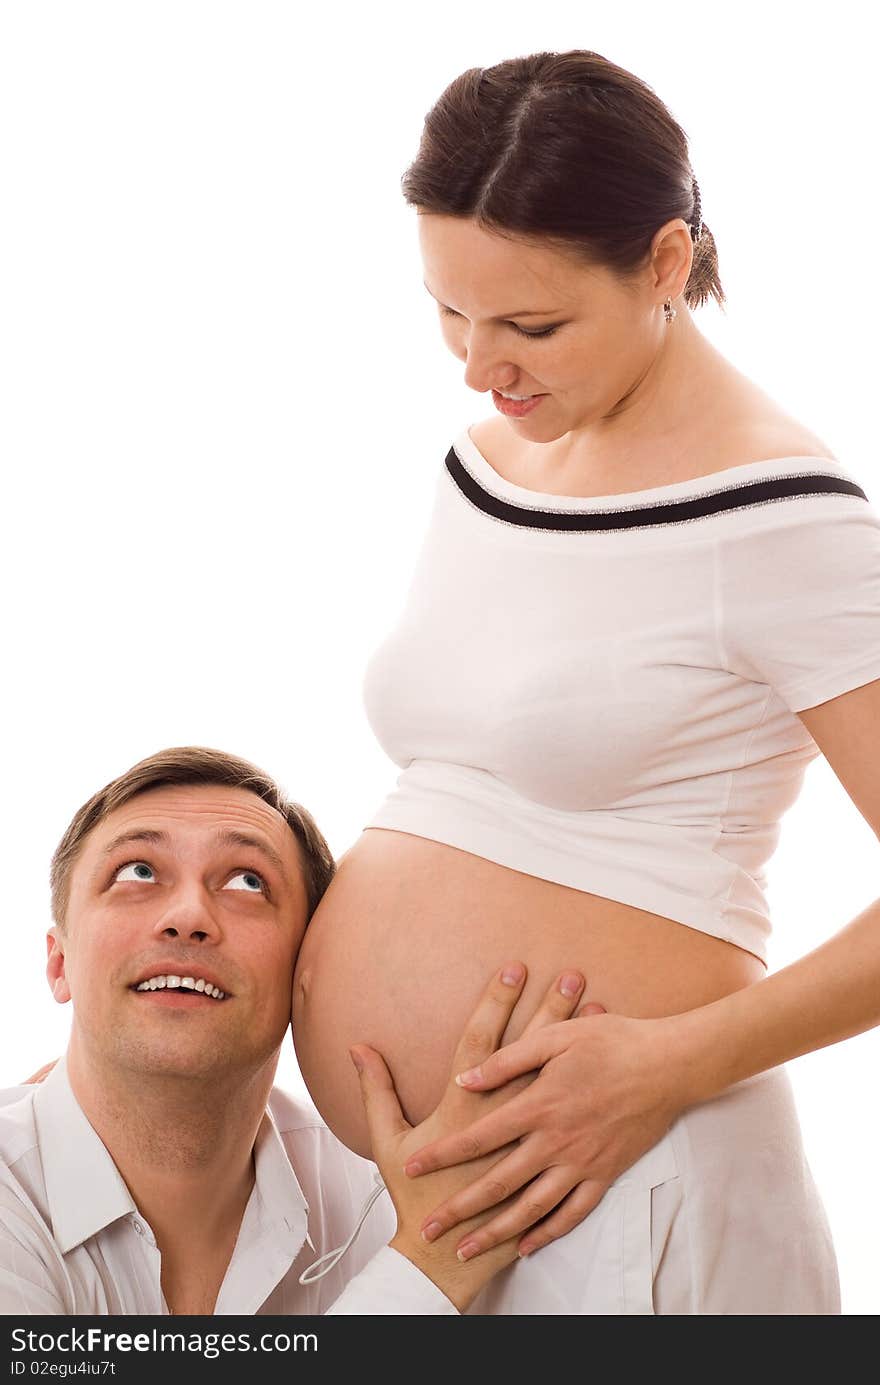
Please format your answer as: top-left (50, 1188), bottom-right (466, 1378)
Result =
top-left (0, 1057), bottom-right (456, 1316)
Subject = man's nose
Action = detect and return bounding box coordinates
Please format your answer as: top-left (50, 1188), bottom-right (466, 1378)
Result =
top-left (152, 885), bottom-right (222, 943)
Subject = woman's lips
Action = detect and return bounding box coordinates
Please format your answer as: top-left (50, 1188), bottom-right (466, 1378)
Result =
top-left (491, 389), bottom-right (547, 418)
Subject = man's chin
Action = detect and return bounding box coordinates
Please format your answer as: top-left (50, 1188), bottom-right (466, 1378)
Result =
top-left (111, 1040), bottom-right (243, 1084)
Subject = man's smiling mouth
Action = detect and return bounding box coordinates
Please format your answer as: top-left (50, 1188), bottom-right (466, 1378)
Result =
top-left (131, 974), bottom-right (227, 1000)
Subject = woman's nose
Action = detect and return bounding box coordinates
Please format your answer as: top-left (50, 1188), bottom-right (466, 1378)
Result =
top-left (460, 330), bottom-right (516, 395)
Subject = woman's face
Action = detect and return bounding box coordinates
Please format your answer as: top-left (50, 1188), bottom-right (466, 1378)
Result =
top-left (417, 212), bottom-right (690, 442)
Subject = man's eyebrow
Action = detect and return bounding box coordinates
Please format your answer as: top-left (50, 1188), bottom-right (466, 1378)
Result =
top-left (101, 829), bottom-right (168, 856)
top-left (99, 827), bottom-right (289, 880)
top-left (214, 830), bottom-right (290, 879)
top-left (422, 281), bottom-right (559, 318)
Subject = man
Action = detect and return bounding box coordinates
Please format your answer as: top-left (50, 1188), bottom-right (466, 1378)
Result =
top-left (0, 746), bottom-right (583, 1315)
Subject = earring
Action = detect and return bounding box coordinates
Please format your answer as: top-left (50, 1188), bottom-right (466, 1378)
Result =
top-left (664, 300), bottom-right (677, 324)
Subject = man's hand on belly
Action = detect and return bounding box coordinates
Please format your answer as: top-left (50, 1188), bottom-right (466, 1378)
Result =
top-left (350, 961), bottom-right (595, 1312)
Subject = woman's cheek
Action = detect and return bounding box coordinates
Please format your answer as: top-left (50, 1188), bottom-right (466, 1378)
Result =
top-left (441, 325), bottom-right (466, 361)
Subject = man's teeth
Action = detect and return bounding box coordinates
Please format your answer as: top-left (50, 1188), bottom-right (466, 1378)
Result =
top-left (134, 975), bottom-right (225, 999)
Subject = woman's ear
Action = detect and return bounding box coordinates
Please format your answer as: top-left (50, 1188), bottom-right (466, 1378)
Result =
top-left (46, 927), bottom-right (71, 1004)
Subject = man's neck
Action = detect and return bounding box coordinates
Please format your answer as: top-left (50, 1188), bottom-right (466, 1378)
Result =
top-left (64, 1040), bottom-right (276, 1269)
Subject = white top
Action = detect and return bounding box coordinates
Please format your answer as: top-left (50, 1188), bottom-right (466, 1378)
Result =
top-left (363, 426), bottom-right (880, 962)
top-left (0, 1058), bottom-right (457, 1316)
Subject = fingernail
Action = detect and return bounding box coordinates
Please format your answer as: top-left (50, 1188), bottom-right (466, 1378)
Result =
top-left (559, 973), bottom-right (584, 998)
top-left (501, 962), bottom-right (525, 985)
top-left (349, 1048), bottom-right (363, 1073)
top-left (421, 1221), bottom-right (443, 1243)
top-left (404, 1160), bottom-right (423, 1177)
top-left (518, 1243), bottom-right (535, 1258)
top-left (455, 1068), bottom-right (481, 1087)
top-left (456, 1241), bottom-right (479, 1262)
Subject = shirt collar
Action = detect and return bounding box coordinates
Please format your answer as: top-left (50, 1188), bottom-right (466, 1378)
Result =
top-left (32, 1056), bottom-right (312, 1280)
top-left (33, 1055), bottom-right (138, 1253)
top-left (191, 1093), bottom-right (312, 1315)
top-left (251, 1093), bottom-right (311, 1238)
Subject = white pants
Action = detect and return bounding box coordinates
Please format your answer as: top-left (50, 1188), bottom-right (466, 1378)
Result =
top-left (468, 1065), bottom-right (840, 1315)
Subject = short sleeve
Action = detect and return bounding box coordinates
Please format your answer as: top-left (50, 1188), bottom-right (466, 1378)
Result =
top-left (719, 495), bottom-right (880, 713)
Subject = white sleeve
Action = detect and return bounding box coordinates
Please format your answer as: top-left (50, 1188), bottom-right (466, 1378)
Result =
top-left (0, 1195), bottom-right (67, 1314)
top-left (324, 1245), bottom-right (459, 1316)
top-left (719, 496), bottom-right (880, 713)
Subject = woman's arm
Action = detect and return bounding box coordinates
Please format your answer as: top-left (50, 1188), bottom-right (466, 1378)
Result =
top-left (402, 679), bottom-right (880, 1261)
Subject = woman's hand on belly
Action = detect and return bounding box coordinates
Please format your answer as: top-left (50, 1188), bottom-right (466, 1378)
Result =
top-left (402, 1008), bottom-right (689, 1262)
top-left (351, 960), bottom-right (597, 1313)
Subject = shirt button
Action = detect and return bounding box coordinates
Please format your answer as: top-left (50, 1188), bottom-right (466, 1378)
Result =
top-left (132, 1219), bottom-right (145, 1235)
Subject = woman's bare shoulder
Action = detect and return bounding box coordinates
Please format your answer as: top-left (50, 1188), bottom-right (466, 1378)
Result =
top-left (750, 430), bottom-right (837, 465)
top-left (467, 415), bottom-right (506, 453)
top-left (712, 376), bottom-right (839, 464)
top-left (468, 410), bottom-right (839, 473)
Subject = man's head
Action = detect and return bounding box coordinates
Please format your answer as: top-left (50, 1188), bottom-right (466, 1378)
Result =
top-left (51, 746), bottom-right (335, 932)
top-left (47, 747), bottom-right (335, 1086)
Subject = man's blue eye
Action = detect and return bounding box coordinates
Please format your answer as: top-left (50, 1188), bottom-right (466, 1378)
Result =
top-left (225, 870), bottom-right (266, 894)
top-left (115, 862), bottom-right (155, 883)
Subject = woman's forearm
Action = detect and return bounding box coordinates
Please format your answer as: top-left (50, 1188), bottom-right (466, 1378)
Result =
top-left (673, 894), bottom-right (880, 1103)
top-left (402, 896), bottom-right (880, 1256)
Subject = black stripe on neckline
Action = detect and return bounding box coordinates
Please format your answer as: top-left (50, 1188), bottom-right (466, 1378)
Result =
top-left (445, 446), bottom-right (867, 533)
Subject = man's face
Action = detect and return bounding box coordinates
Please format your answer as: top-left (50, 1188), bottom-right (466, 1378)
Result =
top-left (48, 783), bottom-right (309, 1083)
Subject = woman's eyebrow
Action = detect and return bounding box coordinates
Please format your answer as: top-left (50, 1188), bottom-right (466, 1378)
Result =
top-left (422, 280), bottom-right (558, 318)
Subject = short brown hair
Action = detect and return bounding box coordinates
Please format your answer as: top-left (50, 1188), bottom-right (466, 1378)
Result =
top-left (50, 746), bottom-right (336, 930)
top-left (401, 49), bottom-right (725, 312)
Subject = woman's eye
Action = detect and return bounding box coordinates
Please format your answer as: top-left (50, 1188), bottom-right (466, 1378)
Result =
top-left (114, 862), bottom-right (156, 884)
top-left (224, 870), bottom-right (266, 894)
top-left (438, 304), bottom-right (559, 339)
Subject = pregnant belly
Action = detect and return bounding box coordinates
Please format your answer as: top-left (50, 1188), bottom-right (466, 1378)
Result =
top-left (292, 828), bottom-right (764, 1157)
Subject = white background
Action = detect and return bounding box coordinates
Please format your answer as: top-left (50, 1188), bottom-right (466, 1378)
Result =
top-left (1, 1), bottom-right (878, 1314)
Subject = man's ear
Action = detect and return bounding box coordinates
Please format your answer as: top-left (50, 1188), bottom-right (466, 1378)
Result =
top-left (46, 926), bottom-right (71, 1005)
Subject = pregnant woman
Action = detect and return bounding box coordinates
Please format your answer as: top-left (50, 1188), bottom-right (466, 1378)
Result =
top-left (293, 49), bottom-right (880, 1313)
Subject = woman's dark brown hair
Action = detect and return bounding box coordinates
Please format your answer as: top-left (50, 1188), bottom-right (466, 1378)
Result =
top-left (401, 49), bottom-right (724, 311)
top-left (50, 746), bottom-right (336, 930)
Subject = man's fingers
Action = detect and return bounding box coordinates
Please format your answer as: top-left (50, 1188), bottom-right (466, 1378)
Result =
top-left (517, 1179), bottom-right (611, 1257)
top-left (453, 1167), bottom-right (592, 1260)
top-left (350, 1045), bottom-right (411, 1147)
top-left (576, 1001), bottom-right (607, 1018)
top-left (404, 1091), bottom-right (534, 1177)
top-left (22, 1059), bottom-right (59, 1085)
top-left (447, 961), bottom-right (528, 1079)
top-left (519, 970), bottom-right (587, 1038)
top-left (417, 1142), bottom-right (548, 1239)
